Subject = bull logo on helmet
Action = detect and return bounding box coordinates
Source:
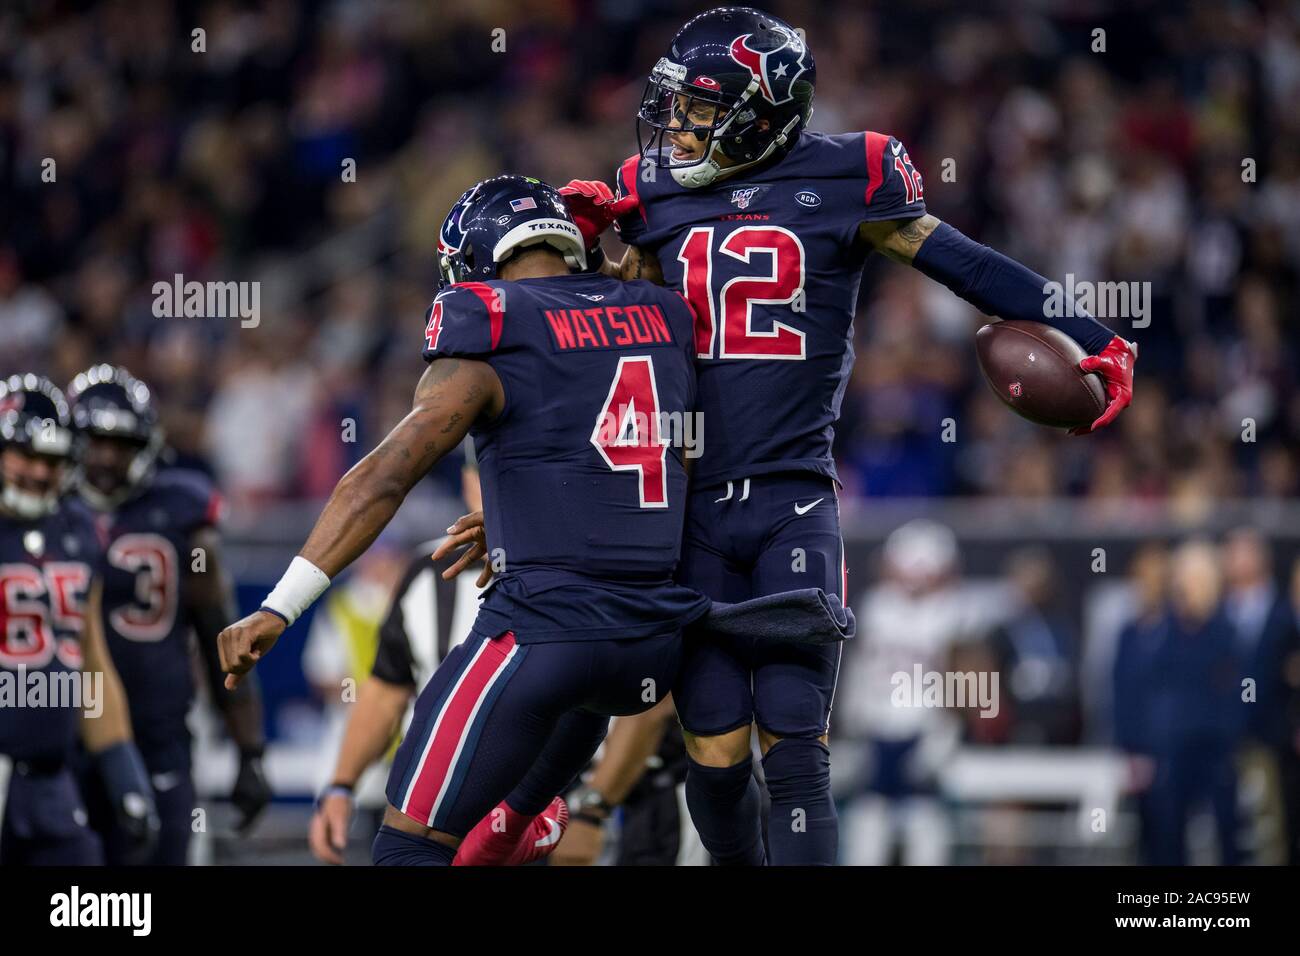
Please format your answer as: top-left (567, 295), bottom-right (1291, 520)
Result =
top-left (728, 27), bottom-right (808, 106)
top-left (438, 184), bottom-right (482, 258)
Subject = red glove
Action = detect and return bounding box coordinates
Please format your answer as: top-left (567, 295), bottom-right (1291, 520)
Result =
top-left (1073, 335), bottom-right (1137, 435)
top-left (558, 180), bottom-right (639, 250)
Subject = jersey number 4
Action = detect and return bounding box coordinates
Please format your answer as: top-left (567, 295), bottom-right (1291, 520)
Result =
top-left (678, 225), bottom-right (807, 360)
top-left (590, 356), bottom-right (669, 509)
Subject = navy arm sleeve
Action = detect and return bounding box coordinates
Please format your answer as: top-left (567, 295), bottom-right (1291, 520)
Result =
top-left (912, 222), bottom-right (1116, 355)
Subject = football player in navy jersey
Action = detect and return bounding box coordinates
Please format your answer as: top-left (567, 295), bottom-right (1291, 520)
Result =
top-left (216, 175), bottom-right (711, 866)
top-left (554, 6), bottom-right (1139, 865)
top-left (64, 365), bottom-right (271, 865)
top-left (0, 374), bottom-right (158, 865)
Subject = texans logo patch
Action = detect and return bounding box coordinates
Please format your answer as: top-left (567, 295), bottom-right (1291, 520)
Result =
top-left (728, 26), bottom-right (808, 106)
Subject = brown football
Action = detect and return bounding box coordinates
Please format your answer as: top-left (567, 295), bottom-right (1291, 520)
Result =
top-left (975, 320), bottom-right (1107, 430)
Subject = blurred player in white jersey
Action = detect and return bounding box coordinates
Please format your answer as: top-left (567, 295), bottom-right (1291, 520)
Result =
top-left (837, 520), bottom-right (981, 865)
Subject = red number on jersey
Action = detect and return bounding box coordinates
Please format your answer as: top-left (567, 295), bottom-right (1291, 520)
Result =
top-left (590, 356), bottom-right (669, 508)
top-left (0, 564), bottom-right (55, 668)
top-left (893, 151), bottom-right (924, 204)
top-left (46, 562), bottom-right (90, 631)
top-left (107, 533), bottom-right (179, 642)
top-left (677, 225), bottom-right (807, 360)
top-left (424, 300), bottom-right (445, 352)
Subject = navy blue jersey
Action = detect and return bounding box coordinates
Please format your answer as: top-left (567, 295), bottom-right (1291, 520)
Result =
top-left (421, 271), bottom-right (709, 642)
top-left (99, 469), bottom-right (223, 734)
top-left (615, 130), bottom-right (926, 485)
top-left (0, 501), bottom-right (104, 761)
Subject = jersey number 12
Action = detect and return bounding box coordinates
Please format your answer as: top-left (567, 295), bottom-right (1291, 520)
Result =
top-left (678, 225), bottom-right (807, 361)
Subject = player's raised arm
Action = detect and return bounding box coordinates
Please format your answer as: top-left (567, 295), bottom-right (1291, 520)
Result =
top-left (216, 357), bottom-right (504, 689)
top-left (859, 213), bottom-right (1137, 434)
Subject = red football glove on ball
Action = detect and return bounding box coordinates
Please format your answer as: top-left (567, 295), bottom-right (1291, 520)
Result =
top-left (558, 180), bottom-right (639, 250)
top-left (1073, 335), bottom-right (1137, 435)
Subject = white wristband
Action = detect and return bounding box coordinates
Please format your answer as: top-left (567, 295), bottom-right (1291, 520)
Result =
top-left (261, 556), bottom-right (331, 626)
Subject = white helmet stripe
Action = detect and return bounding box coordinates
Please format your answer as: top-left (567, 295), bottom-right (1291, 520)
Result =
top-left (492, 218), bottom-right (587, 271)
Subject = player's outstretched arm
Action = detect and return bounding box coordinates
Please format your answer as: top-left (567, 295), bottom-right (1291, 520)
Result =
top-left (309, 676), bottom-right (412, 864)
top-left (216, 358), bottom-right (505, 689)
top-left (860, 215), bottom-right (1136, 433)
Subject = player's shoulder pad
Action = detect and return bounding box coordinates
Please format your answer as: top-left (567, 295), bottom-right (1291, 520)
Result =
top-left (614, 153), bottom-right (651, 243)
top-left (860, 130), bottom-right (926, 221)
top-left (616, 153), bottom-right (643, 202)
top-left (152, 467), bottom-right (226, 530)
top-left (423, 280), bottom-right (507, 361)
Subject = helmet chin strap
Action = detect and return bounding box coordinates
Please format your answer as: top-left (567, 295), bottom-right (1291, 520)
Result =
top-left (78, 480), bottom-right (129, 512)
top-left (1, 483), bottom-right (58, 520)
top-left (670, 112), bottom-right (803, 189)
top-left (77, 441), bottom-right (159, 512)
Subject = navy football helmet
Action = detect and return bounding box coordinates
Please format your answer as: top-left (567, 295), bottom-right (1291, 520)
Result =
top-left (0, 373), bottom-right (78, 518)
top-left (436, 175), bottom-right (587, 289)
top-left (637, 6), bottom-right (816, 188)
top-left (65, 364), bottom-right (163, 511)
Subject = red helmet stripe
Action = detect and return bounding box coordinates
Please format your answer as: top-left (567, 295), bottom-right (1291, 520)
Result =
top-left (729, 35), bottom-right (773, 102)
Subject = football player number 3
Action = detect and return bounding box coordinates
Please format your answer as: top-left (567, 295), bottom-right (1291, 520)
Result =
top-left (591, 356), bottom-right (669, 509)
top-left (108, 533), bottom-right (179, 642)
top-left (678, 225), bottom-right (807, 360)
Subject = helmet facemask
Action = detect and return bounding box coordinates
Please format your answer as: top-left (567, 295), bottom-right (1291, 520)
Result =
top-left (637, 65), bottom-right (769, 188)
top-left (77, 430), bottom-right (163, 512)
top-left (0, 426), bottom-right (76, 520)
top-left (636, 10), bottom-right (816, 189)
top-left (0, 375), bottom-right (77, 520)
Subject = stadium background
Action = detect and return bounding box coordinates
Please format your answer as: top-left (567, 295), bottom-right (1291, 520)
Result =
top-left (3, 0), bottom-right (1298, 864)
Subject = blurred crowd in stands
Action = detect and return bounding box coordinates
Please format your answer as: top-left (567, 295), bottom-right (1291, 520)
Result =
top-left (9, 0), bottom-right (1297, 865)
top-left (839, 520), bottom-right (1300, 864)
top-left (3, 0), bottom-right (1297, 514)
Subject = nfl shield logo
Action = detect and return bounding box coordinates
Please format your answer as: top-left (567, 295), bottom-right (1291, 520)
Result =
top-left (730, 186), bottom-right (760, 210)
top-left (509, 197), bottom-right (537, 212)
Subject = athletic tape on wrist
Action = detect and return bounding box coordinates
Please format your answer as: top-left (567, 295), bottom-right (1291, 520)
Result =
top-left (261, 556), bottom-right (330, 627)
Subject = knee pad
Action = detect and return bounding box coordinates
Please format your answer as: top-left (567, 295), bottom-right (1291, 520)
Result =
top-left (686, 754), bottom-right (755, 797)
top-left (761, 737), bottom-right (831, 804)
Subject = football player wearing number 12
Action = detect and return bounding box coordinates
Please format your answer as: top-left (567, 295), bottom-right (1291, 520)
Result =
top-left (562, 6), bottom-right (1138, 865)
